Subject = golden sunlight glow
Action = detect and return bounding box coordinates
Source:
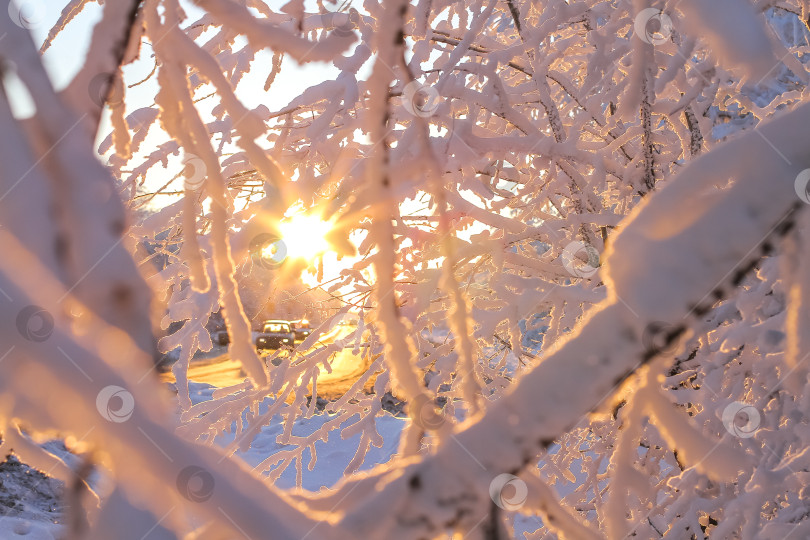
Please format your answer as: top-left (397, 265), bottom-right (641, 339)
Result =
top-left (265, 203), bottom-right (367, 289)
top-left (278, 214), bottom-right (332, 261)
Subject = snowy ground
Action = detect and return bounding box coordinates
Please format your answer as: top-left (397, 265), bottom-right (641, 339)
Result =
top-left (0, 450), bottom-right (65, 539)
top-left (187, 381), bottom-right (543, 536)
top-left (187, 381), bottom-right (406, 492)
top-left (0, 353), bottom-right (542, 539)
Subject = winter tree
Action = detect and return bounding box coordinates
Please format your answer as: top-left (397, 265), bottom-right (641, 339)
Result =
top-left (1, 0), bottom-right (810, 537)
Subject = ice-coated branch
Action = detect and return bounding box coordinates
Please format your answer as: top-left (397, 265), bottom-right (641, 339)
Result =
top-left (145, 0), bottom-right (267, 386)
top-left (59, 0), bottom-right (142, 131)
top-left (193, 0), bottom-right (356, 63)
top-left (0, 16), bottom-right (155, 358)
top-left (362, 0), bottom-right (448, 440)
top-left (329, 98), bottom-right (810, 538)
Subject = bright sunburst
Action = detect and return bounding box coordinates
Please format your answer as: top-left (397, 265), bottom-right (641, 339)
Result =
top-left (278, 213), bottom-right (332, 261)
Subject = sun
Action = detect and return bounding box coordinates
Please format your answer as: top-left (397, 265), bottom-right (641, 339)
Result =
top-left (267, 205), bottom-right (362, 288)
top-left (278, 213), bottom-right (332, 261)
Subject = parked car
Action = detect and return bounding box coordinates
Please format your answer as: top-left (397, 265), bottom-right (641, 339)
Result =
top-left (255, 320), bottom-right (295, 350)
top-left (290, 319), bottom-right (312, 340)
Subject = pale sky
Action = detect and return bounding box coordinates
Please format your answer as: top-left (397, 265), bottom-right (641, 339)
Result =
top-left (11, 0), bottom-right (349, 206)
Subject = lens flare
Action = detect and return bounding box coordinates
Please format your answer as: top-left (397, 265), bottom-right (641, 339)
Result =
top-left (278, 214), bottom-right (332, 261)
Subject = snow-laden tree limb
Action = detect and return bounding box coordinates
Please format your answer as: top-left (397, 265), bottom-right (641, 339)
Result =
top-left (23, 0), bottom-right (810, 537)
top-left (0, 15), bottom-right (155, 357)
top-left (193, 0), bottom-right (357, 63)
top-left (59, 0), bottom-right (142, 131)
top-left (0, 229), bottom-right (349, 540)
top-left (325, 98), bottom-right (810, 539)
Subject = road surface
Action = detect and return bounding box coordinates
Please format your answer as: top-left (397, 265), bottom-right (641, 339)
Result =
top-left (161, 324), bottom-right (375, 399)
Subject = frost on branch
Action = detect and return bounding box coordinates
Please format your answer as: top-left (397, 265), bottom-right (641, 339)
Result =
top-left (3, 0), bottom-right (810, 538)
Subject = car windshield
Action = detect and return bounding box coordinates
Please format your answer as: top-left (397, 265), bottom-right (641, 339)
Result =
top-left (263, 323), bottom-right (290, 333)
